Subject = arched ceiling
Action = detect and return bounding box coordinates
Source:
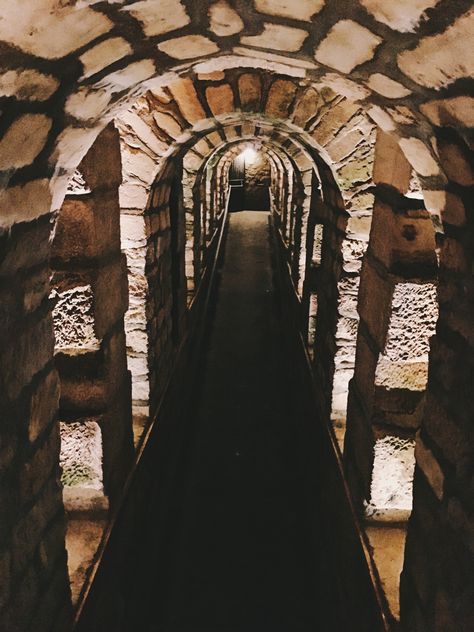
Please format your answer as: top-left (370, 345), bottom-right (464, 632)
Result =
top-left (0, 0), bottom-right (472, 227)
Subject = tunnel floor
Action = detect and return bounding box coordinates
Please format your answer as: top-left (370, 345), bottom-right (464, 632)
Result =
top-left (142, 211), bottom-right (336, 632)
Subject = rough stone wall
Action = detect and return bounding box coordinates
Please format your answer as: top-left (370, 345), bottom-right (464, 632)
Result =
top-left (51, 125), bottom-right (134, 504)
top-left (400, 130), bottom-right (474, 632)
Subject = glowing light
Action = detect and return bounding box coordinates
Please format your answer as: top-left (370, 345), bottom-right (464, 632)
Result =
top-left (239, 146), bottom-right (258, 163)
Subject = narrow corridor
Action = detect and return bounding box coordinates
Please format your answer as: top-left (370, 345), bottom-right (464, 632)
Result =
top-left (146, 211), bottom-right (328, 631)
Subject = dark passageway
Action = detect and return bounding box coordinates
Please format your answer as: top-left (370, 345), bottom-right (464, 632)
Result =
top-left (145, 211), bottom-right (326, 631)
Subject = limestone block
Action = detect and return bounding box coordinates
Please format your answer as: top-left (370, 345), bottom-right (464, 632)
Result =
top-left (357, 259), bottom-right (394, 351)
top-left (367, 106), bottom-right (396, 132)
top-left (152, 111), bottom-right (183, 139)
top-left (0, 179), bottom-right (52, 228)
top-left (373, 131), bottom-right (412, 192)
top-left (158, 35), bottom-right (220, 60)
top-left (398, 137), bottom-right (440, 177)
top-left (208, 1), bottom-right (244, 36)
top-left (420, 96), bottom-right (474, 129)
top-left (123, 0), bottom-right (190, 36)
top-left (93, 256), bottom-right (129, 339)
top-left (65, 88), bottom-right (112, 122)
top-left (50, 125), bottom-right (100, 171)
top-left (0, 213), bottom-right (52, 275)
top-left (29, 369), bottom-right (60, 444)
top-left (0, 114), bottom-right (52, 171)
top-left (97, 59), bottom-right (156, 93)
top-left (118, 110), bottom-right (168, 155)
top-left (397, 10), bottom-right (474, 88)
top-left (311, 100), bottom-right (360, 147)
top-left (241, 22), bottom-right (308, 52)
top-left (51, 284), bottom-right (100, 351)
top-left (436, 141), bottom-right (473, 186)
top-left (168, 77), bottom-right (207, 123)
top-left (206, 84), bottom-right (235, 116)
top-left (415, 434), bottom-right (444, 500)
top-left (315, 20), bottom-right (382, 74)
top-left (367, 73), bottom-right (411, 98)
top-left (238, 73), bottom-right (262, 110)
top-left (423, 191), bottom-right (466, 227)
top-left (360, 0), bottom-right (439, 32)
top-left (60, 420), bottom-right (103, 490)
top-left (119, 183), bottom-right (149, 210)
top-left (292, 88), bottom-right (322, 128)
top-left (0, 0), bottom-right (112, 58)
top-left (266, 79), bottom-right (297, 118)
top-left (365, 434), bottom-right (416, 521)
top-left (255, 0), bottom-right (325, 21)
top-left (79, 37), bottom-right (133, 79)
top-left (0, 68), bottom-right (59, 101)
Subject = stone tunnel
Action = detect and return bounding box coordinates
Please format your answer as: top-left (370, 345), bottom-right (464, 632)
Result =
top-left (0, 1), bottom-right (473, 631)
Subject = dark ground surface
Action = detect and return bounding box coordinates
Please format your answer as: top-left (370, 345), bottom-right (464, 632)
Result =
top-left (141, 211), bottom-right (337, 631)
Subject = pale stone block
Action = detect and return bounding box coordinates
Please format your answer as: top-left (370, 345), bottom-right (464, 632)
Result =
top-left (255, 0), bottom-right (325, 21)
top-left (241, 22), bottom-right (308, 52)
top-left (65, 88), bottom-right (112, 122)
top-left (122, 0), bottom-right (190, 36)
top-left (158, 35), bottom-right (220, 60)
top-left (0, 113), bottom-right (52, 170)
top-left (423, 191), bottom-right (466, 227)
top-left (238, 73), bottom-right (262, 109)
top-left (398, 137), bottom-right (440, 177)
top-left (0, 0), bottom-right (112, 58)
top-left (80, 37), bottom-right (133, 79)
top-left (60, 420), bottom-right (103, 490)
top-left (51, 285), bottom-right (99, 351)
top-left (206, 84), bottom-right (235, 116)
top-left (321, 74), bottom-right (371, 101)
top-left (168, 78), bottom-right (207, 123)
top-left (420, 96), bottom-right (474, 129)
top-left (0, 68), bottom-right (59, 101)
top-left (118, 110), bottom-right (168, 155)
top-left (98, 59), bottom-right (156, 92)
top-left (359, 0), bottom-right (439, 32)
top-left (315, 20), bottom-right (382, 74)
top-left (373, 130), bottom-right (412, 192)
top-left (397, 10), bottom-right (474, 88)
top-left (265, 79), bottom-right (297, 118)
top-left (50, 126), bottom-right (100, 170)
top-left (208, 0), bottom-right (244, 36)
top-left (367, 106), bottom-right (396, 132)
top-left (415, 434), bottom-right (444, 500)
top-left (0, 179), bottom-right (52, 228)
top-left (152, 111), bottom-right (183, 139)
top-left (367, 73), bottom-right (411, 98)
top-left (292, 88), bottom-right (321, 127)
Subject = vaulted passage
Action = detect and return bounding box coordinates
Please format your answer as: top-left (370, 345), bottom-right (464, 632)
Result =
top-left (144, 210), bottom-right (322, 631)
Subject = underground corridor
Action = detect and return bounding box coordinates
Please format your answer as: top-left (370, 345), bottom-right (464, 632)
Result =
top-left (0, 2), bottom-right (473, 631)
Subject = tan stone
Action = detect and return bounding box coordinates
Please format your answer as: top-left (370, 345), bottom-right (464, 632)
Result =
top-left (79, 38), bottom-right (133, 79)
top-left (208, 1), bottom-right (244, 36)
top-left (367, 106), bottom-right (396, 132)
top-left (420, 96), bottom-right (474, 129)
top-left (399, 137), bottom-right (440, 177)
top-left (65, 89), bottom-right (111, 123)
top-left (0, 114), bottom-right (52, 170)
top-left (238, 73), bottom-right (261, 110)
top-left (123, 0), bottom-right (190, 36)
top-left (0, 68), bottom-right (59, 102)
top-left (233, 47), bottom-right (315, 72)
top-left (397, 10), bottom-right (474, 89)
top-left (292, 88), bottom-right (322, 127)
top-left (359, 0), bottom-right (439, 32)
top-left (311, 99), bottom-right (360, 146)
top-left (50, 126), bottom-right (100, 171)
top-left (255, 0), bottom-right (325, 21)
top-left (436, 141), bottom-right (474, 187)
top-left (265, 80), bottom-right (297, 119)
top-left (321, 74), bottom-right (371, 101)
top-left (423, 191), bottom-right (466, 227)
top-left (168, 77), bottom-right (207, 123)
top-left (367, 73), bottom-right (411, 98)
top-left (415, 434), bottom-right (444, 501)
top-left (206, 84), bottom-right (235, 116)
top-left (158, 35), bottom-right (220, 60)
top-left (197, 71), bottom-right (226, 81)
top-left (241, 22), bottom-right (308, 52)
top-left (389, 106), bottom-right (417, 125)
top-left (373, 131), bottom-right (412, 192)
top-left (98, 59), bottom-right (156, 93)
top-left (152, 111), bottom-right (183, 139)
top-left (315, 20), bottom-right (382, 74)
top-left (0, 0), bottom-right (112, 58)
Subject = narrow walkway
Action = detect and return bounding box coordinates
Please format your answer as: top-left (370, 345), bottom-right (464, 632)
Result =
top-left (154, 211), bottom-right (328, 631)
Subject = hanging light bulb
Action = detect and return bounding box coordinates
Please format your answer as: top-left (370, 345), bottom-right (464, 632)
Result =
top-left (239, 146), bottom-right (258, 163)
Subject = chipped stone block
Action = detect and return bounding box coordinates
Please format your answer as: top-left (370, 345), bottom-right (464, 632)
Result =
top-left (360, 0), bottom-right (439, 32)
top-left (206, 84), bottom-right (235, 116)
top-left (255, 0), bottom-right (325, 21)
top-left (365, 434), bottom-right (416, 521)
top-left (241, 22), bottom-right (308, 52)
top-left (168, 77), bottom-right (207, 123)
top-left (208, 1), bottom-right (244, 36)
top-left (315, 20), bottom-right (382, 74)
top-left (266, 79), bottom-right (297, 118)
top-left (158, 35), bottom-right (220, 60)
top-left (60, 420), bottom-right (103, 491)
top-left (123, 0), bottom-right (190, 36)
top-left (0, 68), bottom-right (59, 102)
top-left (367, 73), bottom-right (411, 98)
top-left (52, 284), bottom-right (100, 351)
top-left (80, 37), bottom-right (133, 79)
top-left (0, 113), bottom-right (52, 171)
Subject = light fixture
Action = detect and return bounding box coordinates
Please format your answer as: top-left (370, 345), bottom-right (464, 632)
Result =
top-left (239, 146), bottom-right (258, 163)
